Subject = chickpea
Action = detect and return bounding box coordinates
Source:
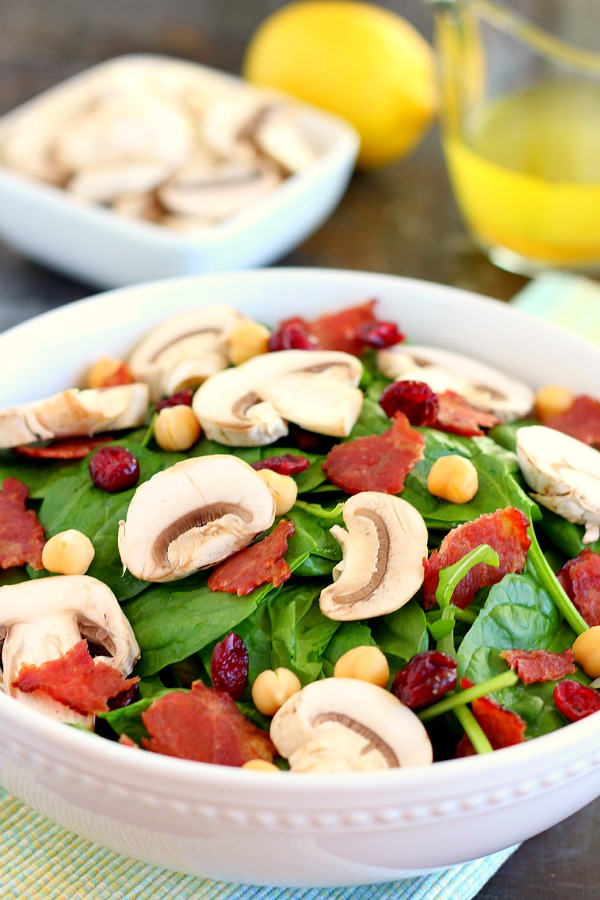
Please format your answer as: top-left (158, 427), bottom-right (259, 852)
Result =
top-left (154, 405), bottom-right (201, 451)
top-left (87, 356), bottom-right (127, 388)
top-left (534, 384), bottom-right (575, 421)
top-left (573, 626), bottom-right (600, 678)
top-left (42, 529), bottom-right (95, 575)
top-left (426, 454), bottom-right (478, 504)
top-left (333, 645), bottom-right (390, 687)
top-left (241, 759), bottom-right (280, 772)
top-left (251, 667), bottom-right (302, 716)
top-left (228, 320), bottom-right (271, 366)
top-left (256, 468), bottom-right (298, 516)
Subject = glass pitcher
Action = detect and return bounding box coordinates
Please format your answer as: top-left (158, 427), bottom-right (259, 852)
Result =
top-left (431, 0), bottom-right (600, 275)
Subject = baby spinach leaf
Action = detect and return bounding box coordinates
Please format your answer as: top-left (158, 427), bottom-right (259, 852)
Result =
top-left (538, 508), bottom-right (600, 558)
top-left (370, 600), bottom-right (429, 671)
top-left (321, 621), bottom-right (377, 677)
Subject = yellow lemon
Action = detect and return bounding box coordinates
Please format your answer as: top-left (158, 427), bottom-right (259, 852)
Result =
top-left (242, 1), bottom-right (437, 169)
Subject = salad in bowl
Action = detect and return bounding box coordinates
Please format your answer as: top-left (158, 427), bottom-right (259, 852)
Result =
top-left (0, 268), bottom-right (599, 886)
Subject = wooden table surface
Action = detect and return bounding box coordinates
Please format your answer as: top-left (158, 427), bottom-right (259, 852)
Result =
top-left (1, 2), bottom-right (598, 896)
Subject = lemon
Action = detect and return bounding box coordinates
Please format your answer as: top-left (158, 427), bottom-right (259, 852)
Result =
top-left (242, 1), bottom-right (437, 169)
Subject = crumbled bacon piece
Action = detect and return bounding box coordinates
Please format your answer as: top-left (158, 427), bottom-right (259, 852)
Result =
top-left (557, 548), bottom-right (600, 627)
top-left (14, 435), bottom-right (112, 460)
top-left (455, 677), bottom-right (526, 756)
top-left (541, 395), bottom-right (600, 448)
top-left (322, 412), bottom-right (425, 495)
top-left (0, 476), bottom-right (45, 570)
top-left (269, 300), bottom-right (404, 357)
top-left (434, 391), bottom-right (501, 437)
top-left (422, 507), bottom-right (531, 610)
top-left (500, 648), bottom-right (577, 684)
top-left (12, 640), bottom-right (139, 715)
top-left (207, 520), bottom-right (295, 595)
top-left (141, 681), bottom-right (275, 766)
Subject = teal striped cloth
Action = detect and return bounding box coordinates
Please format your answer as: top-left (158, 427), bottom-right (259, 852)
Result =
top-left (511, 271), bottom-right (600, 345)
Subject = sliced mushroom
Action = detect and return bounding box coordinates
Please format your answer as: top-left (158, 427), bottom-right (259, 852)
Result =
top-left (192, 349), bottom-right (363, 446)
top-left (377, 344), bottom-right (534, 421)
top-left (158, 155), bottom-right (281, 221)
top-left (516, 425), bottom-right (600, 544)
top-left (117, 455), bottom-right (276, 582)
top-left (68, 158), bottom-right (172, 204)
top-left (253, 106), bottom-right (320, 174)
top-left (319, 492), bottom-right (428, 621)
top-left (270, 678), bottom-right (433, 773)
top-left (0, 574), bottom-right (140, 726)
top-left (127, 305), bottom-right (247, 400)
top-left (0, 383), bottom-right (149, 448)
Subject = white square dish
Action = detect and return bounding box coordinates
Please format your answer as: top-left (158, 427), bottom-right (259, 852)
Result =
top-left (0, 55), bottom-right (359, 288)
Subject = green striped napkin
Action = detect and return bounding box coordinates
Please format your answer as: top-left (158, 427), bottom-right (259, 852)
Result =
top-left (511, 272), bottom-right (600, 345)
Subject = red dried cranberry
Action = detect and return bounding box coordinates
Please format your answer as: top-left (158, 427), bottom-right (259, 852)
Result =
top-left (155, 389), bottom-right (194, 412)
top-left (359, 320), bottom-right (405, 349)
top-left (554, 680), bottom-right (600, 721)
top-left (251, 454), bottom-right (311, 476)
top-left (268, 321), bottom-right (317, 352)
top-left (89, 446), bottom-right (140, 493)
top-left (391, 650), bottom-right (457, 709)
top-left (210, 632), bottom-right (248, 700)
top-left (108, 682), bottom-right (140, 710)
top-left (379, 380), bottom-right (439, 425)
top-left (287, 424), bottom-right (336, 454)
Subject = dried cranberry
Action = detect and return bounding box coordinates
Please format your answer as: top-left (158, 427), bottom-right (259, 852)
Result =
top-left (379, 380), bottom-right (439, 425)
top-left (89, 446), bottom-right (140, 493)
top-left (391, 651), bottom-right (457, 709)
top-left (359, 320), bottom-right (405, 349)
top-left (251, 454), bottom-right (311, 476)
top-left (155, 389), bottom-right (194, 412)
top-left (554, 680), bottom-right (600, 721)
top-left (108, 682), bottom-right (140, 710)
top-left (287, 424), bottom-right (336, 454)
top-left (210, 632), bottom-right (248, 700)
top-left (268, 321), bottom-right (317, 352)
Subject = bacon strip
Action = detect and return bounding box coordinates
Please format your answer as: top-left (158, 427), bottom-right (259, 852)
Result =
top-left (434, 391), bottom-right (501, 437)
top-left (14, 435), bottom-right (112, 460)
top-left (422, 507), bottom-right (531, 610)
top-left (557, 548), bottom-right (600, 627)
top-left (322, 412), bottom-right (425, 495)
top-left (142, 681), bottom-right (275, 766)
top-left (207, 520), bottom-right (295, 595)
top-left (500, 648), bottom-right (577, 684)
top-left (270, 300), bottom-right (403, 356)
top-left (0, 476), bottom-right (45, 569)
top-left (12, 640), bottom-right (139, 715)
top-left (541, 395), bottom-right (600, 448)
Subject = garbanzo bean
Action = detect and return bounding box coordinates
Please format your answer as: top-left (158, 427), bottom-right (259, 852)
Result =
top-left (228, 320), bottom-right (271, 366)
top-left (256, 468), bottom-right (298, 516)
top-left (154, 404), bottom-right (201, 451)
top-left (426, 454), bottom-right (478, 504)
top-left (87, 356), bottom-right (127, 388)
top-left (333, 645), bottom-right (390, 687)
top-left (573, 626), bottom-right (600, 679)
top-left (241, 759), bottom-right (281, 771)
top-left (42, 529), bottom-right (95, 575)
top-left (534, 384), bottom-right (575, 420)
top-left (251, 667), bottom-right (302, 716)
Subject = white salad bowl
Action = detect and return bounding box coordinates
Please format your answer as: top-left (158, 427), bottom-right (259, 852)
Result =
top-left (0, 56), bottom-right (359, 289)
top-left (1, 268), bottom-right (600, 888)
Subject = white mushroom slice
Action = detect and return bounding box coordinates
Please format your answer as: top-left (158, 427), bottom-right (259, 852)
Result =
top-left (376, 344), bottom-right (534, 421)
top-left (270, 678), bottom-right (433, 773)
top-left (0, 384), bottom-right (149, 448)
top-left (112, 191), bottom-right (164, 223)
top-left (1, 115), bottom-right (69, 184)
top-left (253, 106), bottom-right (319, 174)
top-left (192, 349), bottom-right (363, 446)
top-left (192, 366), bottom-right (288, 446)
top-left (319, 492), bottom-right (428, 621)
top-left (201, 94), bottom-right (266, 163)
top-left (158, 157), bottom-right (281, 221)
top-left (117, 455), bottom-right (276, 582)
top-left (0, 575), bottom-right (140, 727)
top-left (127, 305), bottom-right (246, 400)
top-left (68, 158), bottom-right (172, 204)
top-left (516, 425), bottom-right (600, 544)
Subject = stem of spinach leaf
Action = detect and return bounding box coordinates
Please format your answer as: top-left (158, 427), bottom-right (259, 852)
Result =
top-left (417, 670), bottom-right (519, 721)
top-left (453, 705), bottom-right (493, 754)
top-left (527, 524), bottom-right (588, 635)
top-left (435, 544), bottom-right (500, 609)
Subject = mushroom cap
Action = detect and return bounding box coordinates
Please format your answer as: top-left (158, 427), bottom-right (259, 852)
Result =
top-left (0, 575), bottom-right (140, 724)
top-left (516, 424), bottom-right (600, 544)
top-left (319, 491), bottom-right (428, 621)
top-left (0, 383), bottom-right (149, 448)
top-left (376, 344), bottom-right (534, 420)
top-left (117, 454), bottom-right (276, 582)
top-left (270, 678), bottom-right (433, 773)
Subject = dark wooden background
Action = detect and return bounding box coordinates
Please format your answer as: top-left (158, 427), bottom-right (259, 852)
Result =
top-left (1, 2), bottom-right (598, 896)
